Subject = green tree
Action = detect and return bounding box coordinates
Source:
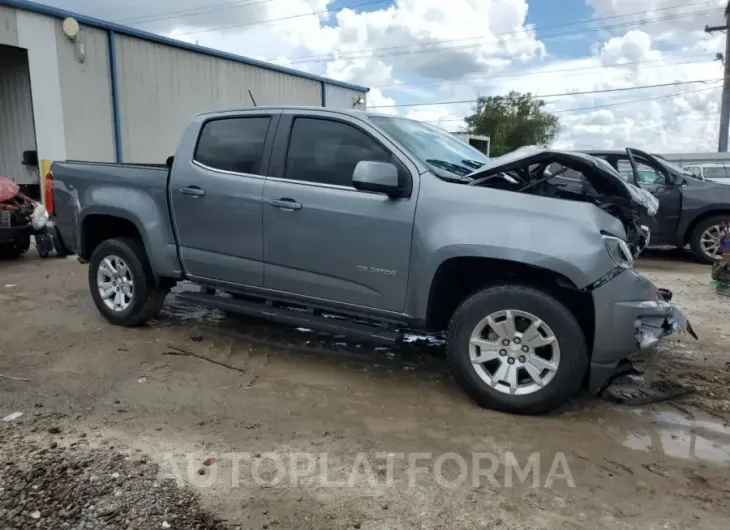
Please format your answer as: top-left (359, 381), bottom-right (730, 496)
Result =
top-left (465, 91), bottom-right (560, 157)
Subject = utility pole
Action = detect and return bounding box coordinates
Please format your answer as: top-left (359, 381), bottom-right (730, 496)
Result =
top-left (707, 1), bottom-right (730, 152)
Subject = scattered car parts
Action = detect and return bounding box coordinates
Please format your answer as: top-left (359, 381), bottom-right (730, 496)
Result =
top-left (0, 175), bottom-right (57, 260)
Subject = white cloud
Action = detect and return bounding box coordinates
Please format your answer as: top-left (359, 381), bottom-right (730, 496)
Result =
top-left (367, 88), bottom-right (398, 115)
top-left (585, 0), bottom-right (726, 42)
top-left (600, 30), bottom-right (663, 65)
top-left (35, 0), bottom-right (729, 152)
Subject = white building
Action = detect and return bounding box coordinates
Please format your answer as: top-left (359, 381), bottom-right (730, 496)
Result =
top-left (452, 133), bottom-right (491, 157)
top-left (0, 0), bottom-right (368, 198)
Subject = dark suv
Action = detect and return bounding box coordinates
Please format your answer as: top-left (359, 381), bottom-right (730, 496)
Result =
top-left (583, 148), bottom-right (730, 263)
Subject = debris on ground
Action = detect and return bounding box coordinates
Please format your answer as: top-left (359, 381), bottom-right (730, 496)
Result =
top-left (0, 421), bottom-right (231, 530)
top-left (602, 373), bottom-right (695, 405)
top-left (0, 373), bottom-right (30, 382)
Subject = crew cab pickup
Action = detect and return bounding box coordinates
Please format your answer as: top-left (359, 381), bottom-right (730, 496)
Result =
top-left (49, 107), bottom-right (694, 415)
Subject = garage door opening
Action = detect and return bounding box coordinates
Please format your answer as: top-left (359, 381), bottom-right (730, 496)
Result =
top-left (0, 44), bottom-right (39, 200)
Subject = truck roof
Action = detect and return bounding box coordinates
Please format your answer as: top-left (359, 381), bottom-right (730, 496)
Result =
top-left (193, 106), bottom-right (407, 120)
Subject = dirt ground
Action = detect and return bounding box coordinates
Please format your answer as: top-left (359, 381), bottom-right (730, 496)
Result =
top-left (2, 248), bottom-right (730, 529)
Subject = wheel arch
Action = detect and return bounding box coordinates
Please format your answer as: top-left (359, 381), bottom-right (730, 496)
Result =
top-left (424, 256), bottom-right (595, 352)
top-left (79, 209), bottom-right (147, 261)
top-left (681, 208), bottom-right (730, 244)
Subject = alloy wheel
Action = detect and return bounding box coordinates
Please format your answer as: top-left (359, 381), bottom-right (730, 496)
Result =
top-left (468, 309), bottom-right (560, 395)
top-left (700, 224), bottom-right (725, 260)
top-left (97, 255), bottom-right (134, 312)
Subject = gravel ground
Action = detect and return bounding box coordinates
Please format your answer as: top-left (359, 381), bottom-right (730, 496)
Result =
top-left (0, 414), bottom-right (230, 530)
top-left (1, 248), bottom-right (730, 529)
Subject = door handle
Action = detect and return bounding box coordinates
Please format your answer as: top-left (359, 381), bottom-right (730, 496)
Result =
top-left (180, 186), bottom-right (205, 197)
top-left (269, 198), bottom-right (302, 211)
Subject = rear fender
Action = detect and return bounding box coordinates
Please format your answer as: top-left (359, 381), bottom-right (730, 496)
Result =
top-left (77, 187), bottom-right (180, 277)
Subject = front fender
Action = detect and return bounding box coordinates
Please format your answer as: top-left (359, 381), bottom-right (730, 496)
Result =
top-left (405, 176), bottom-right (620, 321)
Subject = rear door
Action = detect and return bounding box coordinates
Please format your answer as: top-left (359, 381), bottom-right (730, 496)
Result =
top-left (169, 111), bottom-right (279, 286)
top-left (261, 111), bottom-right (418, 312)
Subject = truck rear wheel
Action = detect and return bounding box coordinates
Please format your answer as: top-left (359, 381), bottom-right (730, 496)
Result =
top-left (88, 238), bottom-right (165, 326)
top-left (447, 284), bottom-right (588, 415)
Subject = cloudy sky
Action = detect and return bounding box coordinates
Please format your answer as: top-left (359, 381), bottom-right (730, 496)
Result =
top-left (38, 0), bottom-right (728, 152)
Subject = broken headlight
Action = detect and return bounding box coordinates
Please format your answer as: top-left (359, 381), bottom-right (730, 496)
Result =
top-left (603, 234), bottom-right (634, 269)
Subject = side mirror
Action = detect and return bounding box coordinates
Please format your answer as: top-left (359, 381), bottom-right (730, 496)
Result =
top-left (352, 161), bottom-right (400, 196)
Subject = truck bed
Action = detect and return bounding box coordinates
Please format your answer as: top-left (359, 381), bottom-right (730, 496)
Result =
top-left (51, 160), bottom-right (182, 277)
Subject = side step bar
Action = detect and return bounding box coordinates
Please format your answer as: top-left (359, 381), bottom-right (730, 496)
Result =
top-left (175, 291), bottom-right (402, 345)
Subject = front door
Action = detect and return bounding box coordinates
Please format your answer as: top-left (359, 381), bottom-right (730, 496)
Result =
top-left (169, 113), bottom-right (277, 286)
top-left (614, 155), bottom-right (681, 245)
top-left (261, 113), bottom-right (417, 312)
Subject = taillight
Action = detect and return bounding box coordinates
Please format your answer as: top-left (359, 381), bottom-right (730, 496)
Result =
top-left (44, 171), bottom-right (54, 215)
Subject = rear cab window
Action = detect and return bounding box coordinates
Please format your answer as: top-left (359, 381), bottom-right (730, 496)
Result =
top-left (194, 116), bottom-right (271, 175)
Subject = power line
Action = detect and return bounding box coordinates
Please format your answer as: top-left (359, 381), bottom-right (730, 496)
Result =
top-left (114, 1), bottom-right (720, 69)
top-left (280, 3), bottom-right (720, 64)
top-left (116, 0), bottom-right (717, 31)
top-left (287, 9), bottom-right (720, 64)
top-left (422, 84), bottom-right (722, 126)
top-left (367, 79), bottom-right (723, 109)
top-left (551, 84), bottom-right (722, 114)
top-left (168, 0), bottom-right (391, 36)
top-left (115, 0), bottom-right (276, 25)
top-left (372, 56), bottom-right (712, 90)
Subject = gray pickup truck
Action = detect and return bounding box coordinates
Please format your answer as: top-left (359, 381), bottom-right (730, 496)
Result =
top-left (48, 106), bottom-right (694, 415)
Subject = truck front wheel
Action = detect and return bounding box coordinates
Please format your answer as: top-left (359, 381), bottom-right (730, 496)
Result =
top-left (447, 284), bottom-right (588, 415)
top-left (88, 238), bottom-right (165, 326)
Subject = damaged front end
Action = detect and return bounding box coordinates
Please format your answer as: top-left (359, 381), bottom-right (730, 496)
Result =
top-left (634, 291), bottom-right (698, 350)
top-left (600, 289), bottom-right (699, 406)
top-left (466, 147), bottom-right (657, 258)
top-left (0, 176), bottom-right (50, 259)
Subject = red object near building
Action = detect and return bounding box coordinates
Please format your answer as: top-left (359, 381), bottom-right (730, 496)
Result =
top-left (0, 176), bottom-right (19, 202)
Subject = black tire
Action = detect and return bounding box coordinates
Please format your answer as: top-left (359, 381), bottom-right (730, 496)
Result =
top-left (88, 237), bottom-right (165, 326)
top-left (0, 236), bottom-right (30, 260)
top-left (689, 215), bottom-right (729, 264)
top-left (447, 284), bottom-right (588, 415)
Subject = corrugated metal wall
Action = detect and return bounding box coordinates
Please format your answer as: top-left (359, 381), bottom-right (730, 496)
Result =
top-left (325, 84), bottom-right (367, 110)
top-left (115, 34), bottom-right (323, 163)
top-left (0, 44), bottom-right (36, 184)
top-left (54, 22), bottom-right (115, 162)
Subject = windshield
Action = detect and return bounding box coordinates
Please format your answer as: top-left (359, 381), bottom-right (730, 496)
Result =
top-left (369, 116), bottom-right (490, 182)
top-left (652, 155), bottom-right (695, 178)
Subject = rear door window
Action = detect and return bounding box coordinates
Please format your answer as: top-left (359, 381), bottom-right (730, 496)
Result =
top-left (195, 117), bottom-right (271, 175)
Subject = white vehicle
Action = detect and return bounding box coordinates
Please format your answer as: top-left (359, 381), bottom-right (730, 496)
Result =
top-left (682, 163), bottom-right (730, 184)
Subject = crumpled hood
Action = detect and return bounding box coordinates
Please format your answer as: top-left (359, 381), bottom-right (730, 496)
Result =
top-left (474, 146), bottom-right (658, 217)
